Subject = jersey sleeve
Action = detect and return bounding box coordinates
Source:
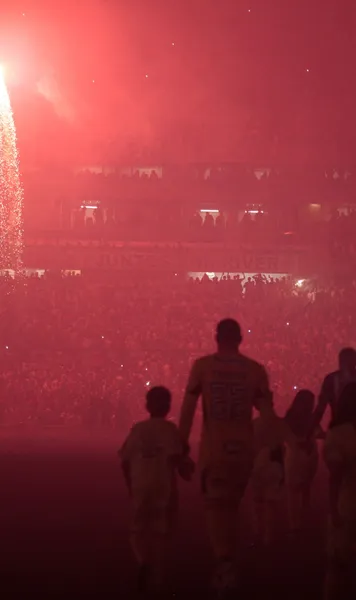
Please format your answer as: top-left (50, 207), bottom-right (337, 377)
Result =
top-left (315, 375), bottom-right (332, 421)
top-left (179, 359), bottom-right (203, 443)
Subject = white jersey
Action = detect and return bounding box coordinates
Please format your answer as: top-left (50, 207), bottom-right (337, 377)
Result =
top-left (179, 352), bottom-right (273, 467)
top-left (121, 418), bottom-right (184, 507)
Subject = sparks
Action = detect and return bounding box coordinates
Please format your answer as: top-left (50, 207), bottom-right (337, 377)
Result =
top-left (0, 67), bottom-right (24, 272)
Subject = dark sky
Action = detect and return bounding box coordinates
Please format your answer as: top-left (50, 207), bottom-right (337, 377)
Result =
top-left (1, 1), bottom-right (355, 164)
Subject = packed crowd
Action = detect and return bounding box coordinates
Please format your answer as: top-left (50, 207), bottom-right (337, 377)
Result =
top-left (0, 271), bottom-right (355, 431)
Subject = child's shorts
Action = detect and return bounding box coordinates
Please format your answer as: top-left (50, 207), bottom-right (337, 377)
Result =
top-left (131, 495), bottom-right (178, 537)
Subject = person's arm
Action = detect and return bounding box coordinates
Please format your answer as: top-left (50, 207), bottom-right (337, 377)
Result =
top-left (121, 460), bottom-right (132, 494)
top-left (309, 375), bottom-right (331, 433)
top-left (324, 432), bottom-right (345, 528)
top-left (119, 430), bottom-right (135, 494)
top-left (169, 428), bottom-right (190, 467)
top-left (315, 424), bottom-right (326, 440)
top-left (168, 428), bottom-right (195, 481)
top-left (179, 359), bottom-right (202, 444)
top-left (177, 455), bottom-right (196, 481)
top-left (254, 368), bottom-right (284, 454)
top-left (253, 365), bottom-right (274, 418)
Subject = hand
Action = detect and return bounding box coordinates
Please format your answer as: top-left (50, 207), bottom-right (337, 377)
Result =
top-left (178, 455), bottom-right (195, 481)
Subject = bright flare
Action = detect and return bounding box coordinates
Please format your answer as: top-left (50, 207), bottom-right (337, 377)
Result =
top-left (0, 67), bottom-right (23, 271)
top-left (296, 279), bottom-right (305, 288)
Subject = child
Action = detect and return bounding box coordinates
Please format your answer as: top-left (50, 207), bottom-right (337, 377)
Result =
top-left (120, 386), bottom-right (194, 594)
top-left (283, 389), bottom-right (324, 534)
top-left (323, 382), bottom-right (356, 600)
top-left (251, 408), bottom-right (285, 546)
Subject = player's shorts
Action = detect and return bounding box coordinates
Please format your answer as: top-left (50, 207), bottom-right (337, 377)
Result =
top-left (201, 458), bottom-right (253, 509)
top-left (327, 518), bottom-right (356, 565)
top-left (130, 493), bottom-right (178, 537)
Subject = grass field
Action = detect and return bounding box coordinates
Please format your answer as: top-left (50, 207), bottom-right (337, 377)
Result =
top-left (0, 432), bottom-right (328, 599)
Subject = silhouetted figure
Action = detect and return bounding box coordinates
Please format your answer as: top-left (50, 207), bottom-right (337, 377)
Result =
top-left (179, 319), bottom-right (275, 597)
top-left (311, 348), bottom-right (356, 430)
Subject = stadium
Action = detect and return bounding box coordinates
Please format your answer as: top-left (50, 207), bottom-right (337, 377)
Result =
top-left (0, 2), bottom-right (355, 599)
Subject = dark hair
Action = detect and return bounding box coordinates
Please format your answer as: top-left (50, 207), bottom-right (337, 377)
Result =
top-left (146, 386), bottom-right (171, 418)
top-left (329, 381), bottom-right (356, 429)
top-left (284, 389), bottom-right (315, 438)
top-left (339, 347), bottom-right (356, 368)
top-left (216, 319), bottom-right (242, 345)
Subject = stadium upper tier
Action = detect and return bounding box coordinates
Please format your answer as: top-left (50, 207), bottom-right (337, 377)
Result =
top-left (19, 164), bottom-right (355, 257)
top-left (22, 164), bottom-right (355, 208)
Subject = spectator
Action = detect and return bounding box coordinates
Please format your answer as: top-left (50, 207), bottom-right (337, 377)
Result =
top-left (0, 272), bottom-right (355, 434)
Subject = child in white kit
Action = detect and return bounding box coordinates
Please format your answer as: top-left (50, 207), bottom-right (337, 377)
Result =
top-left (120, 386), bottom-right (194, 594)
